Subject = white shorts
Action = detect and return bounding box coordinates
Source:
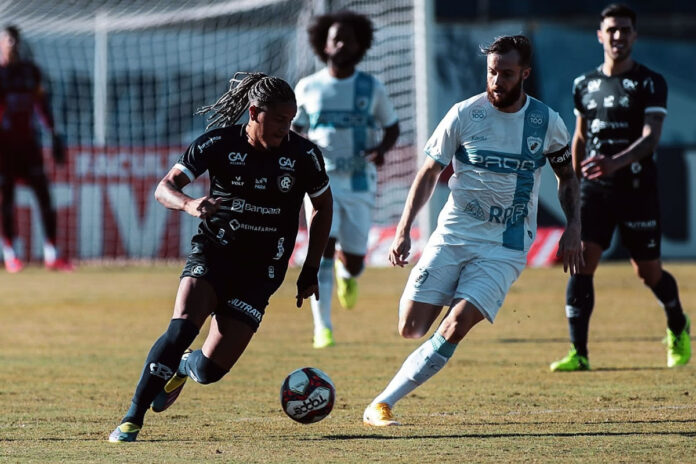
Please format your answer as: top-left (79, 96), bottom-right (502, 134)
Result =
top-left (306, 188), bottom-right (374, 256)
top-left (401, 237), bottom-right (527, 322)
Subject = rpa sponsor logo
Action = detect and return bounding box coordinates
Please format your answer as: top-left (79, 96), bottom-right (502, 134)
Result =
top-left (227, 298), bottom-right (262, 323)
top-left (489, 203), bottom-right (527, 225)
top-left (228, 152), bottom-right (248, 165)
top-left (468, 154), bottom-right (536, 171)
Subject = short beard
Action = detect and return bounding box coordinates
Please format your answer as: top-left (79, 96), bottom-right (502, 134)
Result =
top-left (487, 77), bottom-right (523, 109)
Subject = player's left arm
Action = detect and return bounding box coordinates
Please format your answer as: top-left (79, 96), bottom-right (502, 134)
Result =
top-left (581, 113), bottom-right (665, 180)
top-left (296, 187), bottom-right (333, 308)
top-left (365, 122), bottom-right (400, 167)
top-left (549, 149), bottom-right (584, 275)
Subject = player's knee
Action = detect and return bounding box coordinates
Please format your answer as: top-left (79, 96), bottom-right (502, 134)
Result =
top-left (188, 350), bottom-right (228, 385)
top-left (344, 260), bottom-right (364, 277)
top-left (635, 266), bottom-right (661, 288)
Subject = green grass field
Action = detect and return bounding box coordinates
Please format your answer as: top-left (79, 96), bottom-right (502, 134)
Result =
top-left (1, 262), bottom-right (694, 463)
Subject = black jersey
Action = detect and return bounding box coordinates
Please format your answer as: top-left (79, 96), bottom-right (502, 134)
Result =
top-left (175, 125), bottom-right (329, 266)
top-left (573, 62), bottom-right (667, 190)
top-left (0, 61), bottom-right (43, 140)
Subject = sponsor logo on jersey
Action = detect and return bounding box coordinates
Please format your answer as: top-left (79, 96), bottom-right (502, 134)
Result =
top-left (528, 111), bottom-right (544, 128)
top-left (619, 96), bottom-right (630, 107)
top-left (191, 264), bottom-right (207, 276)
top-left (228, 152), bottom-right (248, 165)
top-left (489, 203), bottom-right (527, 225)
top-left (268, 265), bottom-right (275, 279)
top-left (470, 135), bottom-right (488, 142)
top-left (587, 99), bottom-right (597, 110)
top-left (549, 147), bottom-right (572, 166)
top-left (470, 107), bottom-right (487, 121)
top-left (273, 237), bottom-right (285, 260)
top-left (587, 79), bottom-right (601, 93)
top-left (197, 136), bottom-right (221, 153)
top-left (526, 136), bottom-right (543, 154)
top-left (227, 298), bottom-right (262, 323)
top-left (278, 173), bottom-right (294, 193)
top-left (414, 269), bottom-right (429, 288)
top-left (307, 148), bottom-right (322, 171)
top-left (630, 161), bottom-right (642, 174)
top-left (216, 229), bottom-right (229, 245)
top-left (229, 198), bottom-right (281, 215)
top-left (590, 119), bottom-right (629, 133)
top-left (622, 79), bottom-right (637, 91)
top-left (647, 239), bottom-right (657, 248)
top-left (228, 219), bottom-right (277, 233)
top-left (624, 219), bottom-right (657, 230)
top-left (230, 176), bottom-right (244, 187)
top-left (231, 198), bottom-right (246, 212)
top-left (255, 177), bottom-right (267, 190)
top-left (279, 156), bottom-right (296, 170)
top-left (149, 363), bottom-right (173, 380)
top-left (468, 153), bottom-right (536, 171)
top-left (463, 199), bottom-right (486, 220)
top-left (603, 96), bottom-right (615, 108)
top-left (229, 219), bottom-right (241, 231)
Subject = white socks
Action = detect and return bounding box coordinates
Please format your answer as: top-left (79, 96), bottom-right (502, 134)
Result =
top-left (372, 334), bottom-right (455, 407)
top-left (311, 258), bottom-right (334, 336)
top-left (2, 238), bottom-right (15, 261)
top-left (44, 242), bottom-right (57, 264)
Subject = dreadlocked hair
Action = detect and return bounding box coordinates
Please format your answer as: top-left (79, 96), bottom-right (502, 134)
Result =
top-left (196, 72), bottom-right (296, 130)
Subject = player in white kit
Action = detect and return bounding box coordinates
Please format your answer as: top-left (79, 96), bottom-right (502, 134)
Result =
top-left (293, 11), bottom-right (400, 348)
top-left (363, 35), bottom-right (583, 426)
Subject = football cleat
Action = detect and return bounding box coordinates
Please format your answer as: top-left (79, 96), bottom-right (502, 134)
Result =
top-left (108, 422), bottom-right (141, 442)
top-left (363, 402), bottom-right (400, 426)
top-left (4, 257), bottom-right (23, 273)
top-left (151, 350), bottom-right (191, 412)
top-left (335, 262), bottom-right (358, 309)
top-left (666, 315), bottom-right (691, 368)
top-left (313, 328), bottom-right (335, 349)
top-left (550, 346), bottom-right (590, 372)
top-left (45, 257), bottom-right (75, 272)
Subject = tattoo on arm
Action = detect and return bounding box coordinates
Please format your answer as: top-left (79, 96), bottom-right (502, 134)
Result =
top-left (553, 161), bottom-right (580, 225)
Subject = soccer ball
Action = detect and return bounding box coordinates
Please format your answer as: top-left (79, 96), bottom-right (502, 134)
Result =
top-left (280, 367), bottom-right (335, 424)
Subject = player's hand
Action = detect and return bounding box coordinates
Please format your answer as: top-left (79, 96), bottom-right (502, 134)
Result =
top-left (296, 265), bottom-right (319, 308)
top-left (364, 147), bottom-right (385, 167)
top-left (581, 154), bottom-right (620, 180)
top-left (184, 196), bottom-right (221, 219)
top-left (52, 133), bottom-right (66, 165)
top-left (556, 223), bottom-right (584, 275)
top-left (388, 230), bottom-right (411, 267)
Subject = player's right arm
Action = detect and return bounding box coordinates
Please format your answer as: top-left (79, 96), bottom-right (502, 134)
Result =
top-left (389, 157), bottom-right (443, 267)
top-left (571, 115), bottom-right (587, 179)
top-left (154, 167), bottom-right (221, 219)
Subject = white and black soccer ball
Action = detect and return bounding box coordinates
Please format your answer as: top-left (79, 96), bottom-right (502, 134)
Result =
top-left (280, 367), bottom-right (335, 424)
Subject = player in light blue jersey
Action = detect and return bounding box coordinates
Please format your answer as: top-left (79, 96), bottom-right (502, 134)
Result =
top-left (292, 11), bottom-right (400, 349)
top-left (364, 35), bottom-right (583, 426)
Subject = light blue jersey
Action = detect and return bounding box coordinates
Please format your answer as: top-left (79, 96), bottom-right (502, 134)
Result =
top-left (293, 68), bottom-right (398, 193)
top-left (425, 93), bottom-right (570, 252)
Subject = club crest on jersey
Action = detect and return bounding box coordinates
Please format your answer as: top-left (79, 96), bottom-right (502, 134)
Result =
top-left (526, 136), bottom-right (543, 154)
top-left (470, 107), bottom-right (487, 121)
top-left (587, 79), bottom-right (601, 93)
top-left (228, 152), bottom-right (248, 165)
top-left (527, 111), bottom-right (544, 128)
top-left (277, 173), bottom-right (295, 193)
top-left (192, 264), bottom-right (207, 277)
top-left (356, 96), bottom-right (369, 111)
top-left (279, 157), bottom-right (296, 171)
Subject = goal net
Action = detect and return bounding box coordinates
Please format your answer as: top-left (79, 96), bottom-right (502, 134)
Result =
top-left (2, 0), bottom-right (418, 263)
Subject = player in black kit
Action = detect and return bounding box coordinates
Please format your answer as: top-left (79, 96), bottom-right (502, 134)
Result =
top-left (109, 73), bottom-right (333, 442)
top-left (550, 4), bottom-right (690, 371)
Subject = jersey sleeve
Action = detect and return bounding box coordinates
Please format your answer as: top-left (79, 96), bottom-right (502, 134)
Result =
top-left (174, 132), bottom-right (217, 182)
top-left (572, 75), bottom-right (586, 118)
top-left (372, 78), bottom-right (398, 128)
top-left (423, 103), bottom-right (462, 166)
top-left (292, 79), bottom-right (310, 130)
top-left (543, 110), bottom-right (571, 155)
top-left (642, 71), bottom-right (668, 115)
top-left (304, 145), bottom-right (330, 198)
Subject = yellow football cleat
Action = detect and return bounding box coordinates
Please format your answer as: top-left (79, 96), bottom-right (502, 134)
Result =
top-left (335, 261), bottom-right (358, 309)
top-left (666, 315), bottom-right (691, 368)
top-left (363, 402), bottom-right (400, 426)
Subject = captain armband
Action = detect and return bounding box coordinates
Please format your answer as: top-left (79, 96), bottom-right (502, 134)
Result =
top-left (547, 145), bottom-right (572, 168)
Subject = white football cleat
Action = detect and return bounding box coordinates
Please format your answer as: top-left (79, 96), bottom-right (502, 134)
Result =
top-left (363, 402), bottom-right (400, 426)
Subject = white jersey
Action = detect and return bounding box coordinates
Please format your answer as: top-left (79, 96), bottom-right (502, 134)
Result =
top-left (293, 68), bottom-right (398, 193)
top-left (425, 93), bottom-right (570, 252)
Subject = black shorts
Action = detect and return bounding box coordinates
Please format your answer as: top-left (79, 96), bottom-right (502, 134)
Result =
top-left (580, 184), bottom-right (661, 260)
top-left (180, 234), bottom-right (285, 331)
top-left (0, 139), bottom-right (45, 183)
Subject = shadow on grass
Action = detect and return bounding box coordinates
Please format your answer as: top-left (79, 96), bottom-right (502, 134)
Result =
top-left (318, 429), bottom-right (696, 440)
top-left (497, 336), bottom-right (665, 344)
